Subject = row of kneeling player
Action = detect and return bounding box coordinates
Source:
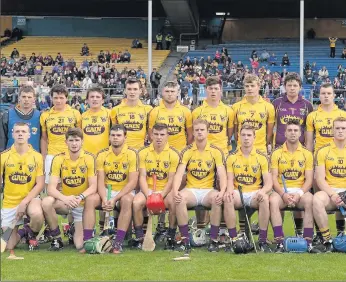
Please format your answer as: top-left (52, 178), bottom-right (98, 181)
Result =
top-left (1, 118), bottom-right (345, 254)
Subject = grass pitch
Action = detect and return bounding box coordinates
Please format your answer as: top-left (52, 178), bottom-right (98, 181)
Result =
top-left (1, 214), bottom-right (346, 281)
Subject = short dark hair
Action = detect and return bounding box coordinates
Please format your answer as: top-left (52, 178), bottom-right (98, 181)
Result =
top-left (110, 124), bottom-right (127, 136)
top-left (19, 85), bottom-right (36, 97)
top-left (50, 84), bottom-right (69, 98)
top-left (86, 87), bottom-right (105, 100)
top-left (320, 83), bottom-right (334, 91)
top-left (13, 122), bottom-right (30, 131)
top-left (152, 123), bottom-right (168, 132)
top-left (284, 73), bottom-right (302, 87)
top-left (240, 124), bottom-right (256, 135)
top-left (286, 119), bottom-right (301, 129)
top-left (125, 78), bottom-right (142, 89)
top-left (205, 76), bottom-right (221, 88)
top-left (65, 128), bottom-right (83, 140)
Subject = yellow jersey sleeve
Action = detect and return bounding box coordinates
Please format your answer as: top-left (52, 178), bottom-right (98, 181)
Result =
top-left (35, 153), bottom-right (44, 176)
top-left (169, 148), bottom-right (180, 173)
top-left (50, 155), bottom-right (63, 177)
top-left (96, 151), bottom-right (106, 171)
top-left (74, 110), bottom-right (82, 128)
top-left (228, 107), bottom-right (234, 129)
top-left (258, 152), bottom-right (269, 174)
top-left (85, 153), bottom-right (96, 177)
top-left (110, 107), bottom-right (117, 125)
top-left (181, 146), bottom-right (192, 165)
top-left (270, 149), bottom-right (280, 170)
top-left (191, 108), bottom-right (200, 122)
top-left (305, 150), bottom-right (313, 171)
top-left (128, 149), bottom-right (138, 173)
top-left (267, 103), bottom-right (275, 124)
top-left (148, 108), bottom-right (158, 129)
top-left (139, 147), bottom-right (147, 169)
top-left (226, 154), bottom-right (235, 173)
top-left (40, 111), bottom-right (48, 132)
top-left (306, 112), bottom-right (314, 132)
top-left (184, 108), bottom-right (193, 129)
top-left (231, 104), bottom-right (239, 125)
top-left (316, 147), bottom-right (327, 167)
top-left (212, 145), bottom-right (225, 166)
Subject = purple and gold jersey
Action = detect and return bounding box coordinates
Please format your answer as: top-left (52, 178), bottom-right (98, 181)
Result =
top-left (272, 95), bottom-right (313, 147)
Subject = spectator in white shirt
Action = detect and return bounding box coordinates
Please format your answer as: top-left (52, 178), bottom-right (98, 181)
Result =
top-left (318, 66), bottom-right (329, 81)
top-left (82, 74), bottom-right (93, 89)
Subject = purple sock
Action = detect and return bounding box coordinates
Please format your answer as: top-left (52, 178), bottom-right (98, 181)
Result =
top-left (135, 226), bottom-right (144, 239)
top-left (50, 227), bottom-right (61, 238)
top-left (259, 229), bottom-right (267, 243)
top-left (83, 229), bottom-right (94, 241)
top-left (228, 228), bottom-right (237, 239)
top-left (273, 225), bottom-right (284, 244)
top-left (18, 228), bottom-right (27, 239)
top-left (303, 228), bottom-right (314, 244)
top-left (210, 225), bottom-right (219, 241)
top-left (115, 229), bottom-right (126, 245)
top-left (178, 224), bottom-right (189, 243)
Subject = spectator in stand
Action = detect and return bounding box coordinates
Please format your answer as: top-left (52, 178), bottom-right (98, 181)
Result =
top-left (105, 50), bottom-right (111, 63)
top-left (82, 74), bottom-right (93, 89)
top-left (43, 55), bottom-right (53, 66)
top-left (281, 53), bottom-right (290, 66)
top-left (199, 74), bottom-right (206, 84)
top-left (19, 54), bottom-right (27, 65)
top-left (250, 58), bottom-right (259, 72)
top-left (81, 43), bottom-right (89, 56)
top-left (337, 95), bottom-right (345, 109)
top-left (98, 50), bottom-right (106, 63)
top-left (268, 53), bottom-right (277, 66)
top-left (156, 32), bottom-right (163, 50)
top-left (310, 81), bottom-right (319, 99)
top-left (260, 49), bottom-right (270, 62)
top-left (342, 47), bottom-right (346, 59)
top-left (337, 64), bottom-right (345, 80)
top-left (65, 76), bottom-right (73, 88)
top-left (250, 50), bottom-right (258, 60)
top-left (280, 68), bottom-right (288, 79)
top-left (181, 92), bottom-right (192, 109)
top-left (329, 36), bottom-right (338, 58)
top-left (10, 48), bottom-right (20, 59)
top-left (184, 57), bottom-right (193, 68)
top-left (165, 32), bottom-right (174, 50)
top-left (38, 95), bottom-right (49, 112)
top-left (55, 52), bottom-right (64, 66)
top-left (150, 68), bottom-right (161, 97)
top-left (111, 50), bottom-right (117, 63)
top-left (34, 59), bottom-right (43, 76)
top-left (214, 50), bottom-right (221, 63)
top-left (307, 28), bottom-right (316, 39)
top-left (122, 50), bottom-right (131, 63)
top-left (29, 53), bottom-right (36, 62)
top-left (19, 64), bottom-right (28, 76)
top-left (305, 69), bottom-right (314, 84)
top-left (37, 53), bottom-right (43, 63)
top-left (131, 38), bottom-right (142, 48)
top-left (318, 66), bottom-right (329, 81)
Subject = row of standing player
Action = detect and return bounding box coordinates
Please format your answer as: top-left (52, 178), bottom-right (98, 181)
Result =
top-left (0, 73), bottom-right (345, 253)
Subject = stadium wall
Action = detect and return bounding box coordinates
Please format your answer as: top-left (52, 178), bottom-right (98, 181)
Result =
top-left (222, 18), bottom-right (346, 40)
top-left (11, 17), bottom-right (165, 38)
top-left (1, 16), bottom-right (13, 35)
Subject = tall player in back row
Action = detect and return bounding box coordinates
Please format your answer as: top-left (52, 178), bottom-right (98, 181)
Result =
top-left (232, 74), bottom-right (275, 155)
top-left (40, 85), bottom-right (82, 185)
top-left (111, 78), bottom-right (152, 149)
top-left (0, 86), bottom-right (41, 152)
top-left (149, 81), bottom-right (193, 152)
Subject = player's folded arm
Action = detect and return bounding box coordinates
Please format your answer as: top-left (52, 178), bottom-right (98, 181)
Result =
top-left (216, 165), bottom-right (227, 193)
top-left (116, 171), bottom-right (139, 200)
top-left (261, 172), bottom-right (273, 193)
top-left (139, 168), bottom-right (150, 197)
top-left (47, 175), bottom-right (64, 200)
top-left (314, 165), bottom-right (333, 196)
top-left (161, 172), bottom-right (175, 198)
top-left (271, 168), bottom-right (283, 194)
top-left (97, 170), bottom-right (107, 201)
top-left (83, 175), bottom-right (97, 198)
top-left (24, 175), bottom-right (45, 204)
top-left (172, 163), bottom-right (186, 194)
top-left (302, 169), bottom-right (313, 193)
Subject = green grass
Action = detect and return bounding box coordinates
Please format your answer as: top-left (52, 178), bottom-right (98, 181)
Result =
top-left (1, 213), bottom-right (345, 281)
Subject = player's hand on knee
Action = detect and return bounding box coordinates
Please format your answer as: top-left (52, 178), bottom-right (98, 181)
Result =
top-left (256, 190), bottom-right (265, 202)
top-left (215, 192), bottom-right (224, 206)
top-left (291, 194), bottom-right (300, 206)
top-left (15, 201), bottom-right (28, 220)
top-left (223, 191), bottom-right (234, 203)
top-left (64, 195), bottom-right (80, 209)
top-left (174, 192), bottom-right (182, 204)
top-left (331, 194), bottom-right (342, 207)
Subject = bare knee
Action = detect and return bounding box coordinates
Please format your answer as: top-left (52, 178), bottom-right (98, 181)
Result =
top-left (84, 193), bottom-right (100, 208)
top-left (41, 196), bottom-right (55, 211)
top-left (120, 194), bottom-right (133, 208)
top-left (133, 196), bottom-right (145, 211)
top-left (302, 192), bottom-right (313, 208)
top-left (313, 192), bottom-right (326, 209)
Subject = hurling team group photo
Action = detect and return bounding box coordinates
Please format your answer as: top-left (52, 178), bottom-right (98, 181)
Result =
top-left (2, 73), bottom-right (346, 260)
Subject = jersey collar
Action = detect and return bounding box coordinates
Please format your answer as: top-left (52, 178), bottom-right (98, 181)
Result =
top-left (191, 141), bottom-right (212, 151)
top-left (121, 99), bottom-right (144, 107)
top-left (202, 100), bottom-right (224, 108)
top-left (149, 142), bottom-right (170, 152)
top-left (330, 140), bottom-right (346, 149)
top-left (64, 149), bottom-right (85, 160)
top-left (109, 144), bottom-right (129, 155)
top-left (283, 94), bottom-right (303, 103)
top-left (317, 104), bottom-right (338, 112)
top-left (240, 95), bottom-right (265, 104)
top-left (236, 146), bottom-right (257, 156)
top-left (159, 100), bottom-right (180, 109)
top-left (282, 142), bottom-right (303, 152)
top-left (50, 104), bottom-right (72, 114)
top-left (10, 144), bottom-right (33, 154)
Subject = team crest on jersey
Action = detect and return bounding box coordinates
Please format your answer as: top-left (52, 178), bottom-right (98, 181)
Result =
top-left (220, 115), bottom-right (226, 122)
top-left (100, 117), bottom-right (107, 123)
top-left (72, 169), bottom-right (76, 174)
top-left (300, 108), bottom-right (306, 115)
top-left (259, 112), bottom-right (266, 119)
top-left (28, 164), bottom-right (35, 173)
top-left (177, 116), bottom-right (184, 123)
top-left (298, 160), bottom-right (304, 168)
top-left (79, 166), bottom-right (87, 173)
top-left (163, 161), bottom-right (169, 169)
top-left (92, 117), bottom-right (98, 123)
top-left (139, 114), bottom-right (145, 120)
top-left (251, 165), bottom-right (259, 173)
top-left (122, 162), bottom-right (128, 170)
top-left (68, 117), bottom-right (74, 123)
top-left (31, 127), bottom-right (38, 135)
top-left (206, 160), bottom-right (213, 169)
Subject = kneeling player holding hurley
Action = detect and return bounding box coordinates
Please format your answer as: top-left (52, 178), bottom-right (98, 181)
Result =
top-left (269, 120), bottom-right (314, 253)
top-left (1, 122), bottom-right (44, 250)
top-left (42, 128), bottom-right (97, 251)
top-left (311, 117), bottom-right (346, 253)
top-left (223, 125), bottom-right (273, 252)
top-left (173, 119), bottom-right (226, 254)
top-left (132, 123), bottom-right (180, 249)
top-left (82, 125), bottom-right (138, 254)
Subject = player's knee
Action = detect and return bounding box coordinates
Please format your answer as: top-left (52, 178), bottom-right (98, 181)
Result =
top-left (133, 197), bottom-right (145, 211)
top-left (84, 193), bottom-right (99, 207)
top-left (120, 194), bottom-right (133, 208)
top-left (41, 196), bottom-right (55, 211)
top-left (312, 194), bottom-right (325, 209)
top-left (303, 193), bottom-right (313, 206)
top-left (269, 195), bottom-right (280, 209)
top-left (29, 208), bottom-right (44, 222)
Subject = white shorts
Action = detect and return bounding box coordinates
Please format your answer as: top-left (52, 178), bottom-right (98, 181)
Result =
top-left (60, 206), bottom-right (84, 223)
top-left (183, 188), bottom-right (213, 206)
top-left (234, 190), bottom-right (257, 207)
top-left (1, 207), bottom-right (24, 228)
top-left (45, 155), bottom-right (59, 184)
top-left (332, 188), bottom-right (346, 194)
top-left (286, 188), bottom-right (304, 196)
top-left (105, 189), bottom-right (136, 199)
